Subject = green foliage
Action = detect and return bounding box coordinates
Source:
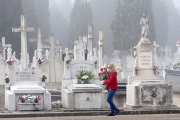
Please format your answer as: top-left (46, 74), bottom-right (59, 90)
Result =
top-left (68, 0), bottom-right (93, 48)
top-left (99, 69), bottom-right (109, 81)
top-left (76, 70), bottom-right (95, 81)
top-left (0, 0), bottom-right (23, 59)
top-left (90, 0), bottom-right (117, 56)
top-left (152, 0), bottom-right (168, 48)
top-left (49, 2), bottom-right (68, 48)
top-left (111, 0), bottom-right (156, 51)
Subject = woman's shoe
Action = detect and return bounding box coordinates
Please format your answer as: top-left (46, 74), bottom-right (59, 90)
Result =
top-left (113, 109), bottom-right (120, 116)
top-left (107, 112), bottom-right (115, 116)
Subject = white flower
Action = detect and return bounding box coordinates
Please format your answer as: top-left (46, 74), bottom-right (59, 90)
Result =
top-left (81, 75), bottom-right (89, 80)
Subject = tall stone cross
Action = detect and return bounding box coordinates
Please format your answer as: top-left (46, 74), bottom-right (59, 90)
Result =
top-left (115, 50), bottom-right (120, 58)
top-left (129, 47), bottom-right (134, 57)
top-left (159, 46), bottom-right (164, 57)
top-left (163, 46), bottom-right (169, 57)
top-left (153, 41), bottom-right (159, 54)
top-left (12, 15), bottom-right (35, 70)
top-left (168, 47), bottom-right (172, 56)
top-left (2, 37), bottom-right (11, 60)
top-left (176, 42), bottom-right (180, 53)
top-left (30, 28), bottom-right (49, 58)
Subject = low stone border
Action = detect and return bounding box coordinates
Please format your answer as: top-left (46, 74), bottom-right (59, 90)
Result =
top-left (1, 109), bottom-right (180, 118)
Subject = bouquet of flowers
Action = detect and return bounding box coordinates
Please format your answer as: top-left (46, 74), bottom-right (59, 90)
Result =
top-left (98, 67), bottom-right (109, 81)
top-left (37, 58), bottom-right (44, 64)
top-left (41, 74), bottom-right (47, 82)
top-left (153, 65), bottom-right (157, 70)
top-left (34, 96), bottom-right (41, 103)
top-left (19, 95), bottom-right (25, 103)
top-left (6, 58), bottom-right (14, 65)
top-left (3, 75), bottom-right (10, 83)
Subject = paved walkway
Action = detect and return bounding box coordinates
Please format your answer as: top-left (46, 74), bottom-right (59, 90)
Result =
top-left (1, 114), bottom-right (180, 120)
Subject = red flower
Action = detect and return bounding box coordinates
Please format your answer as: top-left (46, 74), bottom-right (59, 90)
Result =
top-left (135, 67), bottom-right (139, 70)
top-left (13, 61), bottom-right (14, 62)
top-left (153, 66), bottom-right (157, 70)
top-left (100, 68), bottom-right (103, 71)
top-left (101, 71), bottom-right (105, 74)
top-left (98, 73), bottom-right (101, 76)
top-left (103, 68), bottom-right (106, 70)
top-left (10, 58), bottom-right (11, 59)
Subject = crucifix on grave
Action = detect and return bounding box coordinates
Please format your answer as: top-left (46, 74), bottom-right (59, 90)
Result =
top-left (153, 41), bottom-right (159, 54)
top-left (12, 15), bottom-right (35, 70)
top-left (163, 46), bottom-right (169, 57)
top-left (129, 47), bottom-right (134, 57)
top-left (176, 42), bottom-right (180, 53)
top-left (2, 37), bottom-right (11, 61)
top-left (159, 46), bottom-right (164, 57)
top-left (168, 47), bottom-right (172, 56)
top-left (115, 50), bottom-right (120, 58)
top-left (30, 28), bottom-right (49, 58)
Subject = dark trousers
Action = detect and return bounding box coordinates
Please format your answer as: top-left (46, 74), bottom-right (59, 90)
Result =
top-left (107, 90), bottom-right (117, 113)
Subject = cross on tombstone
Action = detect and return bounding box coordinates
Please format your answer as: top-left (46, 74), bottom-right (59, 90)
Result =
top-left (176, 42), bottom-right (180, 53)
top-left (12, 15), bottom-right (35, 70)
top-left (168, 47), bottom-right (172, 56)
top-left (30, 28), bottom-right (49, 50)
top-left (115, 50), bottom-right (120, 58)
top-left (129, 47), bottom-right (134, 57)
top-left (153, 41), bottom-right (159, 54)
top-left (159, 46), bottom-right (164, 56)
top-left (2, 37), bottom-right (11, 61)
top-left (163, 46), bottom-right (169, 57)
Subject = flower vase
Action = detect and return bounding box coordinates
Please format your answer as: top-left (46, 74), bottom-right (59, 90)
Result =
top-left (42, 82), bottom-right (46, 88)
top-left (6, 83), bottom-right (10, 90)
top-left (81, 79), bottom-right (90, 84)
top-left (135, 70), bottom-right (138, 75)
top-left (154, 70), bottom-right (156, 75)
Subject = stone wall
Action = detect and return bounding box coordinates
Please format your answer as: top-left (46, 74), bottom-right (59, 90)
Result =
top-left (0, 85), bottom-right (5, 108)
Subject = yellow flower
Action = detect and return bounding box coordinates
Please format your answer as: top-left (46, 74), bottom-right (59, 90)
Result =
top-left (115, 66), bottom-right (121, 70)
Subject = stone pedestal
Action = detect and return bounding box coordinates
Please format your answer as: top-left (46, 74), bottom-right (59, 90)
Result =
top-left (62, 84), bottom-right (105, 110)
top-left (125, 80), bottom-right (177, 110)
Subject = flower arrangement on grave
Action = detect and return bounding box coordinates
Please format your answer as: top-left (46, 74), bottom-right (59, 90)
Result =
top-left (76, 70), bottom-right (95, 84)
top-left (66, 59), bottom-right (71, 64)
top-left (3, 75), bottom-right (10, 83)
top-left (34, 96), bottom-right (41, 103)
top-left (41, 74), bottom-right (47, 82)
top-left (37, 58), bottom-right (44, 64)
top-left (115, 66), bottom-right (122, 73)
top-left (177, 40), bottom-right (180, 44)
top-left (98, 67), bottom-right (109, 81)
top-left (6, 58), bottom-right (14, 65)
top-left (19, 95), bottom-right (25, 103)
top-left (153, 65), bottom-right (157, 74)
top-left (134, 66), bottom-right (139, 75)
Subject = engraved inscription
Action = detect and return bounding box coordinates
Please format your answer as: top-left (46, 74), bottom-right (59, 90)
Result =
top-left (139, 52), bottom-right (152, 68)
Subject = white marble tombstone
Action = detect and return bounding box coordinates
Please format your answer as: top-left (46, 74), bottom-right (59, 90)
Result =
top-left (124, 14), bottom-right (176, 110)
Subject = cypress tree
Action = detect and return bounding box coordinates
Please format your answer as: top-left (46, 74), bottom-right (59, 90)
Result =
top-left (111, 0), bottom-right (156, 51)
top-left (152, 0), bottom-right (168, 48)
top-left (68, 0), bottom-right (93, 48)
top-left (0, 0), bottom-right (23, 59)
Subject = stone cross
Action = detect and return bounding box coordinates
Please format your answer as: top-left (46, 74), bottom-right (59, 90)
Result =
top-left (98, 30), bottom-right (103, 69)
top-left (176, 42), bottom-right (180, 53)
top-left (168, 47), bottom-right (172, 56)
top-left (153, 41), bottom-right (159, 54)
top-left (115, 50), bottom-right (120, 58)
top-left (163, 46), bottom-right (169, 57)
top-left (129, 47), bottom-right (134, 57)
top-left (159, 46), bottom-right (164, 56)
top-left (12, 15), bottom-right (35, 70)
top-left (2, 37), bottom-right (11, 60)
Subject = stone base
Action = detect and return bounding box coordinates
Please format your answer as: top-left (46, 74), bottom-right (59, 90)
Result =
top-left (124, 103), bottom-right (178, 110)
top-left (62, 84), bottom-right (105, 110)
top-left (125, 80), bottom-right (177, 110)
